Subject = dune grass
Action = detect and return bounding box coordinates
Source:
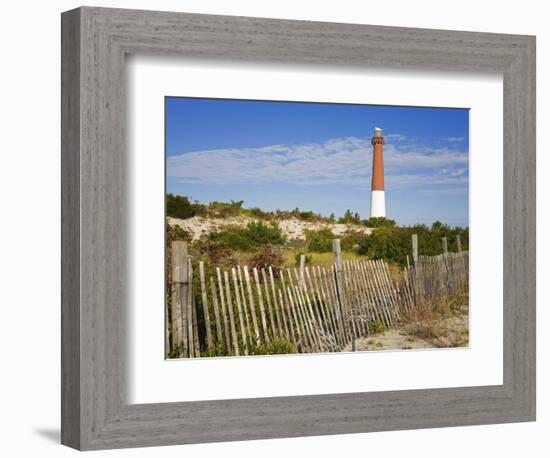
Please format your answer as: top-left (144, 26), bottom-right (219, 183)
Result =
top-left (282, 249), bottom-right (368, 268)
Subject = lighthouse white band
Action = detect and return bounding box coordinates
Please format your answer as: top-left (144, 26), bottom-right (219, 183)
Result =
top-left (370, 190), bottom-right (386, 218)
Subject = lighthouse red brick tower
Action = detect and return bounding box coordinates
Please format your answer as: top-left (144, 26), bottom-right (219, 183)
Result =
top-left (370, 127), bottom-right (386, 218)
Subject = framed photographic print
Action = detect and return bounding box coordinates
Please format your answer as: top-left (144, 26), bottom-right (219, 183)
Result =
top-left (61, 6), bottom-right (536, 450)
top-left (163, 97), bottom-right (471, 359)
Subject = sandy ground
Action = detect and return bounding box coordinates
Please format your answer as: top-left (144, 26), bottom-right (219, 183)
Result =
top-left (343, 308), bottom-right (469, 352)
top-left (168, 216), bottom-right (373, 242)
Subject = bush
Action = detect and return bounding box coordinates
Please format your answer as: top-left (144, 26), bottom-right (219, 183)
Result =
top-left (171, 225), bottom-right (192, 242)
top-left (166, 194), bottom-right (204, 219)
top-left (362, 217), bottom-right (396, 228)
top-left (248, 247), bottom-right (285, 275)
top-left (246, 207), bottom-right (273, 219)
top-left (207, 200), bottom-right (244, 218)
top-left (369, 319), bottom-right (385, 335)
top-left (356, 223), bottom-right (469, 266)
top-left (338, 209), bottom-right (362, 224)
top-left (208, 221), bottom-right (285, 252)
top-left (341, 229), bottom-right (366, 251)
top-left (305, 227), bottom-right (335, 253)
top-left (196, 241), bottom-right (237, 267)
top-left (357, 227), bottom-right (408, 265)
top-left (244, 221), bottom-right (286, 247)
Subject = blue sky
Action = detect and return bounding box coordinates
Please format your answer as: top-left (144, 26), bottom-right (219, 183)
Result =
top-left (166, 97), bottom-right (469, 227)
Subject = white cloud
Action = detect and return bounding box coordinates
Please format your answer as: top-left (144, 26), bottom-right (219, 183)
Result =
top-left (446, 136), bottom-right (465, 142)
top-left (385, 133), bottom-right (407, 142)
top-left (167, 136), bottom-right (468, 189)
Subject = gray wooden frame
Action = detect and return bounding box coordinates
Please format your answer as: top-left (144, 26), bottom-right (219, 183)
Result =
top-left (61, 6), bottom-right (536, 451)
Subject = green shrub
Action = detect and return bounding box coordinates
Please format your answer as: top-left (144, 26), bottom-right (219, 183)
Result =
top-left (369, 319), bottom-right (385, 335)
top-left (357, 227), bottom-right (408, 265)
top-left (246, 207), bottom-right (273, 219)
top-left (207, 200), bottom-right (244, 218)
top-left (208, 221), bottom-right (285, 252)
top-left (244, 221), bottom-right (285, 247)
top-left (171, 225), bottom-right (192, 241)
top-left (305, 227), bottom-right (335, 253)
top-left (166, 194), bottom-right (204, 219)
top-left (338, 209), bottom-right (361, 224)
top-left (298, 210), bottom-right (315, 220)
top-left (248, 338), bottom-right (297, 355)
top-left (362, 217), bottom-right (397, 228)
top-left (356, 223), bottom-right (469, 266)
top-left (341, 229), bottom-right (366, 251)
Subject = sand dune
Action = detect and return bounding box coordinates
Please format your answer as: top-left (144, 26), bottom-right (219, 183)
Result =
top-left (167, 216), bottom-right (373, 242)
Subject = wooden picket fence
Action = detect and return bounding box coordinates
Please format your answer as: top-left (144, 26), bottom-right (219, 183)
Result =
top-left (168, 235), bottom-right (468, 358)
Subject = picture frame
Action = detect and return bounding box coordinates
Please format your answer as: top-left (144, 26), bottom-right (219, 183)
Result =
top-left (61, 6), bottom-right (535, 450)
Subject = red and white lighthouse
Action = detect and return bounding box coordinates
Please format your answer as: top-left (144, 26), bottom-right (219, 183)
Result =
top-left (370, 127), bottom-right (386, 218)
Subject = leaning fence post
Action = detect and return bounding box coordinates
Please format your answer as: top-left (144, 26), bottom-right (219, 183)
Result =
top-left (442, 237), bottom-right (448, 255)
top-left (411, 234), bottom-right (419, 306)
top-left (299, 254), bottom-right (306, 289)
top-left (456, 234), bottom-right (462, 252)
top-left (199, 261), bottom-right (213, 351)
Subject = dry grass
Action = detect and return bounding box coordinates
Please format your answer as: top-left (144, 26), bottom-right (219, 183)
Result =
top-left (282, 249), bottom-right (368, 268)
top-left (402, 292), bottom-right (469, 348)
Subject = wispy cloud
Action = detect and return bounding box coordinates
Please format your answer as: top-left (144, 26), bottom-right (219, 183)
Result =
top-left (446, 136), bottom-right (465, 142)
top-left (167, 136), bottom-right (468, 190)
top-left (385, 133), bottom-right (408, 142)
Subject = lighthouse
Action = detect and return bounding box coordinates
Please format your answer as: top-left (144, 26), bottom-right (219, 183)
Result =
top-left (370, 127), bottom-right (386, 218)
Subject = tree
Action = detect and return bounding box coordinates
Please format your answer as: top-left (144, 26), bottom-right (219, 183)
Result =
top-left (362, 217), bottom-right (397, 228)
top-left (338, 209), bottom-right (362, 224)
top-left (166, 194), bottom-right (202, 219)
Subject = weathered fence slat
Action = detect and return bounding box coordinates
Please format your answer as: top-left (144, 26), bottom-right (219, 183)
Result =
top-left (268, 266), bottom-right (284, 339)
top-left (216, 267), bottom-right (231, 351)
top-left (232, 268), bottom-right (248, 355)
top-left (209, 277), bottom-right (223, 347)
top-left (223, 270), bottom-right (240, 356)
top-left (237, 265), bottom-right (251, 341)
top-left (199, 261), bottom-right (213, 351)
top-left (243, 266), bottom-right (260, 343)
top-left (187, 258), bottom-right (196, 358)
top-left (261, 268), bottom-right (277, 340)
top-left (253, 267), bottom-right (270, 345)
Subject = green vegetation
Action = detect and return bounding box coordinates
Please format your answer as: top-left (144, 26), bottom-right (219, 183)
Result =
top-left (171, 225), bottom-right (192, 242)
top-left (362, 216), bottom-right (397, 228)
top-left (197, 338), bottom-right (297, 358)
top-left (357, 222), bottom-right (468, 266)
top-left (166, 194), bottom-right (205, 219)
top-left (305, 227), bottom-right (335, 253)
top-left (338, 209), bottom-right (362, 224)
top-left (207, 200), bottom-right (245, 218)
top-left (208, 221), bottom-right (286, 252)
top-left (167, 195), bottom-right (364, 224)
top-left (167, 195), bottom-right (468, 270)
top-left (368, 319), bottom-right (386, 335)
top-left (248, 338), bottom-right (298, 355)
top-left (294, 252), bottom-right (312, 267)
